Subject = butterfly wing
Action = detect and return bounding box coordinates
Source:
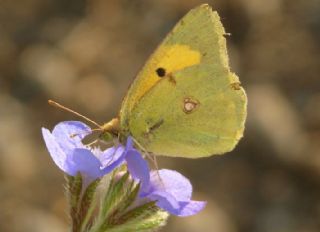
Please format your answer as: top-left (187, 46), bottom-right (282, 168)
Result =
top-left (119, 4), bottom-right (247, 158)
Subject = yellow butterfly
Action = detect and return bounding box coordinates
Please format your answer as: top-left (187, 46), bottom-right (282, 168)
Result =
top-left (102, 4), bottom-right (247, 158)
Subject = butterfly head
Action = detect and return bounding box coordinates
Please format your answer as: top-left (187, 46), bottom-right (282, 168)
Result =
top-left (100, 117), bottom-right (121, 142)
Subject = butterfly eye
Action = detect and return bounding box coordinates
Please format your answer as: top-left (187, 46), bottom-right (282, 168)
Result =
top-left (156, 67), bottom-right (166, 77)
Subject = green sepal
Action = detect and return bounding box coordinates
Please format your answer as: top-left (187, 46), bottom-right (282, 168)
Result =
top-left (101, 172), bottom-right (130, 219)
top-left (91, 172), bottom-right (130, 232)
top-left (79, 178), bottom-right (101, 231)
top-left (116, 182), bottom-right (140, 213)
top-left (90, 171), bottom-right (169, 232)
top-left (103, 202), bottom-right (168, 232)
top-left (99, 182), bottom-right (140, 231)
top-left (65, 173), bottom-right (82, 232)
top-left (116, 201), bottom-right (158, 224)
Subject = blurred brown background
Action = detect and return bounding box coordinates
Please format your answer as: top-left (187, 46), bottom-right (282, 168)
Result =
top-left (0, 0), bottom-right (320, 231)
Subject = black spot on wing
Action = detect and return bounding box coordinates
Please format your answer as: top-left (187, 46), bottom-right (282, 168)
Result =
top-left (156, 67), bottom-right (166, 77)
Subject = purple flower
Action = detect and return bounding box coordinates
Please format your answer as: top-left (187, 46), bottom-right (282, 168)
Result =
top-left (42, 121), bottom-right (206, 217)
top-left (42, 121), bottom-right (126, 183)
top-left (123, 142), bottom-right (206, 217)
top-left (140, 169), bottom-right (206, 217)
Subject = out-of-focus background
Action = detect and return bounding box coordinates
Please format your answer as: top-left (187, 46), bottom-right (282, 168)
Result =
top-left (0, 0), bottom-right (319, 231)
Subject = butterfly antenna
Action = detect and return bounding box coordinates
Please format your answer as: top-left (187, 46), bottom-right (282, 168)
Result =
top-left (48, 100), bottom-right (102, 129)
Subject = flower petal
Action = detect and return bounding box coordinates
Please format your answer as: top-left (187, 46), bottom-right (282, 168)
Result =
top-left (126, 136), bottom-right (134, 150)
top-left (42, 127), bottom-right (69, 173)
top-left (148, 190), bottom-right (180, 213)
top-left (126, 149), bottom-right (150, 190)
top-left (149, 169), bottom-right (192, 201)
top-left (66, 148), bottom-right (102, 180)
top-left (52, 121), bottom-right (91, 153)
top-left (142, 169), bottom-right (206, 216)
top-left (175, 201), bottom-right (207, 217)
top-left (99, 145), bottom-right (126, 174)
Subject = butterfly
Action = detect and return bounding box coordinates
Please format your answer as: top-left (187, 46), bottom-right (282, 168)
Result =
top-left (101, 4), bottom-right (246, 158)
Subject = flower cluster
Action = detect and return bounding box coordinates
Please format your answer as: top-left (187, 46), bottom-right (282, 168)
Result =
top-left (42, 121), bottom-right (206, 230)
